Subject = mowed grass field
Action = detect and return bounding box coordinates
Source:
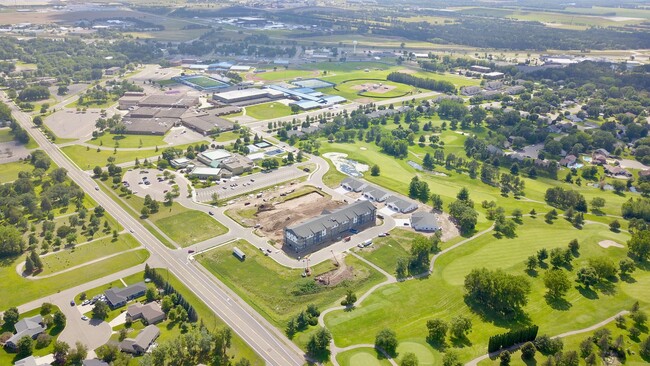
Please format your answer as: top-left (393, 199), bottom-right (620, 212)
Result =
top-left (86, 133), bottom-right (167, 149)
top-left (0, 248), bottom-right (149, 309)
top-left (336, 347), bottom-right (393, 366)
top-left (62, 143), bottom-right (195, 169)
top-left (197, 240), bottom-right (385, 328)
top-left (325, 217), bottom-right (641, 363)
top-left (111, 190), bottom-right (227, 247)
top-left (256, 69), bottom-right (318, 81)
top-left (39, 234), bottom-right (140, 275)
top-left (0, 160), bottom-right (34, 183)
top-left (246, 102), bottom-right (293, 120)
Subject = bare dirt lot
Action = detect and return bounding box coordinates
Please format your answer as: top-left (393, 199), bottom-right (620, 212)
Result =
top-left (0, 141), bottom-right (31, 163)
top-left (350, 83), bottom-right (397, 94)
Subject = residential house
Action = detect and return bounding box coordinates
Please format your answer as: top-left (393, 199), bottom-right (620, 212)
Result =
top-left (385, 196), bottom-right (418, 213)
top-left (126, 302), bottom-right (165, 325)
top-left (592, 153), bottom-right (608, 165)
top-left (410, 212), bottom-right (440, 232)
top-left (119, 325), bottom-right (160, 355)
top-left (638, 169), bottom-right (650, 182)
top-left (340, 177), bottom-right (367, 192)
top-left (362, 187), bottom-right (391, 202)
top-left (603, 164), bottom-right (632, 178)
top-left (595, 148), bottom-right (610, 157)
top-left (14, 356), bottom-right (50, 366)
top-left (284, 200), bottom-right (377, 252)
top-left (5, 315), bottom-right (46, 349)
top-left (82, 360), bottom-right (109, 366)
top-left (104, 282), bottom-right (147, 309)
top-left (559, 154), bottom-right (577, 167)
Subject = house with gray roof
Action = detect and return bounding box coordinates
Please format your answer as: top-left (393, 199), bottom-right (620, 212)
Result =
top-left (82, 359), bottom-right (109, 366)
top-left (362, 187), bottom-right (391, 202)
top-left (385, 196), bottom-right (418, 213)
top-left (119, 325), bottom-right (160, 355)
top-left (127, 302), bottom-right (165, 325)
top-left (410, 212), bottom-right (440, 232)
top-left (5, 315), bottom-right (46, 349)
top-left (341, 177), bottom-right (367, 192)
top-left (284, 200), bottom-right (377, 252)
top-left (14, 356), bottom-right (50, 366)
top-left (104, 282), bottom-right (147, 309)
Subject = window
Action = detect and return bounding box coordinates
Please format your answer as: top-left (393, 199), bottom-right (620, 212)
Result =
top-left (353, 216), bottom-right (358, 223)
top-left (321, 229), bottom-right (326, 237)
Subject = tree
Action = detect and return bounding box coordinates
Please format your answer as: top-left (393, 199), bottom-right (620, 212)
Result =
top-left (430, 194), bottom-right (443, 211)
top-left (576, 267), bottom-right (598, 289)
top-left (521, 341), bottom-right (537, 360)
top-left (464, 268), bottom-right (531, 317)
top-left (450, 315), bottom-right (472, 340)
top-left (499, 350), bottom-right (511, 366)
top-left (610, 220), bottom-right (621, 232)
top-left (92, 301), bottom-right (109, 320)
top-left (628, 230), bottom-right (650, 262)
top-left (589, 256), bottom-right (618, 280)
top-left (306, 327), bottom-right (331, 360)
top-left (17, 335), bottom-right (34, 357)
top-left (53, 340), bottom-right (70, 365)
top-left (537, 248), bottom-right (549, 263)
top-left (375, 328), bottom-right (398, 357)
top-left (371, 164), bottom-right (380, 176)
top-left (568, 239), bottom-right (580, 255)
top-left (340, 290), bottom-right (357, 308)
top-left (401, 352), bottom-right (419, 366)
top-left (534, 334), bottom-right (563, 355)
top-left (544, 269), bottom-right (571, 299)
top-left (3, 307), bottom-right (19, 328)
top-left (590, 197), bottom-right (606, 213)
top-left (68, 341), bottom-right (88, 364)
top-left (442, 350), bottom-right (462, 366)
top-left (53, 311), bottom-right (66, 329)
top-left (426, 319), bottom-right (448, 345)
top-left (25, 254), bottom-right (34, 274)
top-left (526, 256), bottom-right (538, 272)
top-left (640, 336), bottom-right (650, 358)
top-left (619, 258), bottom-right (636, 278)
top-left (396, 257), bottom-right (408, 279)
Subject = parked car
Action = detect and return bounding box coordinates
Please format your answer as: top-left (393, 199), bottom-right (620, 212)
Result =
top-left (94, 186), bottom-right (99, 191)
top-left (208, 211), bottom-right (214, 216)
top-left (70, 300), bottom-right (75, 306)
top-left (303, 168), bottom-right (310, 172)
top-left (81, 316), bottom-right (89, 321)
top-left (188, 250), bottom-right (195, 254)
top-left (343, 236), bottom-right (351, 242)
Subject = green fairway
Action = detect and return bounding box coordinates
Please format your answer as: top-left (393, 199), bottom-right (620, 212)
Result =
top-left (336, 347), bottom-right (392, 366)
top-left (324, 217), bottom-right (639, 362)
top-left (86, 133), bottom-right (167, 148)
top-left (39, 234), bottom-right (141, 275)
top-left (0, 249), bottom-right (149, 309)
top-left (61, 145), bottom-right (161, 169)
top-left (246, 102), bottom-right (293, 120)
top-left (155, 210), bottom-right (227, 246)
top-left (197, 239), bottom-right (385, 328)
top-left (0, 160), bottom-right (33, 183)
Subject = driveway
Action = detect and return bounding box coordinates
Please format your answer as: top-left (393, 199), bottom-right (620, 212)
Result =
top-left (53, 297), bottom-right (112, 352)
top-left (195, 166), bottom-right (307, 202)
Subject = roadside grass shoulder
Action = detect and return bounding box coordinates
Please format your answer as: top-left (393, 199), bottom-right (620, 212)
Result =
top-left (196, 239), bottom-right (385, 328)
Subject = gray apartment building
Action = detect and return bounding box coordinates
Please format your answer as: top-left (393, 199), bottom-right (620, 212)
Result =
top-left (284, 200), bottom-right (377, 252)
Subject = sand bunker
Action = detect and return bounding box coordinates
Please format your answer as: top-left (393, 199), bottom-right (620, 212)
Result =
top-left (599, 240), bottom-right (624, 249)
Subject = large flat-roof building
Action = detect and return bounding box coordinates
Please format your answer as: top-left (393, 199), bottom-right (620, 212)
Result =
top-left (181, 113), bottom-right (235, 135)
top-left (284, 200), bottom-right (377, 252)
top-left (220, 154), bottom-right (254, 176)
top-left (213, 88), bottom-right (285, 106)
top-left (197, 149), bottom-right (232, 168)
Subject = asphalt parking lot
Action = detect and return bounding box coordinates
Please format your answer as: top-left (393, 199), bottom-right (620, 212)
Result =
top-left (123, 168), bottom-right (178, 200)
top-left (195, 166), bottom-right (308, 202)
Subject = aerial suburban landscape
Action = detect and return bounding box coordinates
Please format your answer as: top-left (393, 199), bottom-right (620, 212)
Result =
top-left (0, 0), bottom-right (649, 365)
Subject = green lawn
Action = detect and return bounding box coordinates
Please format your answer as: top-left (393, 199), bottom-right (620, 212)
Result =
top-left (155, 210), bottom-right (227, 246)
top-left (324, 218), bottom-right (641, 363)
top-left (246, 102), bottom-right (293, 120)
top-left (336, 347), bottom-right (393, 366)
top-left (39, 234), bottom-right (141, 275)
top-left (196, 239), bottom-right (385, 328)
top-left (0, 305), bottom-right (64, 365)
top-left (0, 128), bottom-right (13, 142)
top-left (213, 131), bottom-right (241, 142)
top-left (85, 133), bottom-right (167, 149)
top-left (103, 185), bottom-right (227, 247)
top-left (356, 229), bottom-right (424, 275)
top-left (65, 97), bottom-right (118, 109)
top-left (61, 145), bottom-right (162, 169)
top-left (0, 160), bottom-right (33, 183)
top-left (152, 269), bottom-right (264, 365)
top-left (0, 249), bottom-right (149, 309)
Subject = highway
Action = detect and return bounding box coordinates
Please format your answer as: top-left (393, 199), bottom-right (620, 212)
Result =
top-left (6, 93), bottom-right (306, 366)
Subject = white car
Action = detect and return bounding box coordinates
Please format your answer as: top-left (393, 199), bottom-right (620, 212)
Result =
top-left (81, 316), bottom-right (89, 321)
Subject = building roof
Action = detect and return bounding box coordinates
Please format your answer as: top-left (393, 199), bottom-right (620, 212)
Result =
top-left (127, 302), bottom-right (165, 323)
top-left (341, 177), bottom-right (367, 191)
top-left (199, 149), bottom-right (231, 162)
top-left (287, 200), bottom-right (376, 239)
top-left (138, 94), bottom-right (198, 108)
top-left (120, 325), bottom-right (160, 353)
top-left (14, 356), bottom-right (50, 366)
top-left (363, 186), bottom-right (389, 200)
top-left (104, 282), bottom-right (147, 307)
top-left (214, 88), bottom-right (283, 101)
top-left (122, 117), bottom-right (176, 134)
top-left (182, 114), bottom-right (234, 133)
top-left (82, 360), bottom-right (109, 366)
top-left (386, 196), bottom-right (417, 212)
top-left (220, 154), bottom-right (253, 171)
top-left (190, 167), bottom-right (222, 177)
top-left (7, 315), bottom-right (45, 346)
top-left (411, 212), bottom-right (439, 230)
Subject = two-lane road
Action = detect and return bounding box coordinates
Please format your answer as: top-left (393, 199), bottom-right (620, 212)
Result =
top-left (6, 94), bottom-right (305, 366)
